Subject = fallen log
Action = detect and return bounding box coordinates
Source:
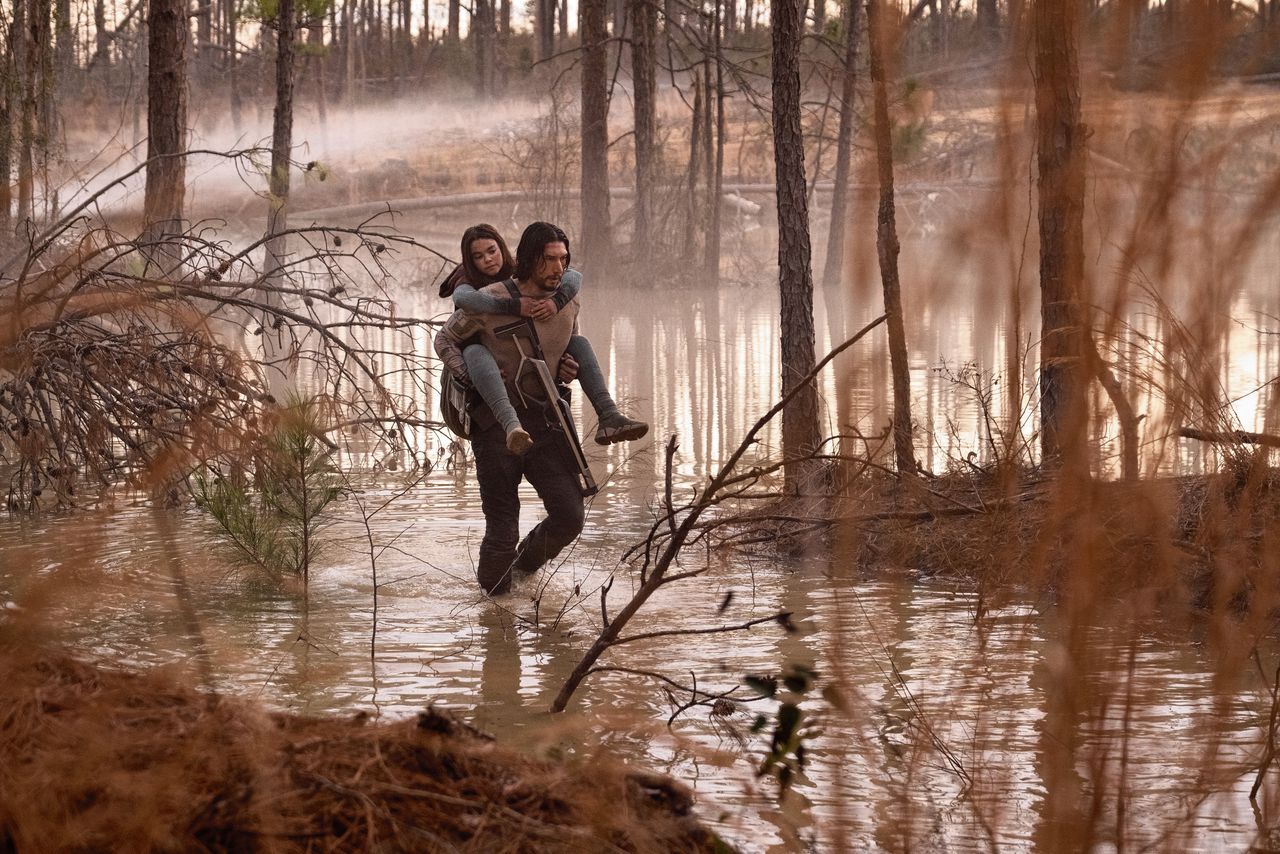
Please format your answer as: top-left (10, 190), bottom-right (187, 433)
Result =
top-left (1177, 428), bottom-right (1280, 449)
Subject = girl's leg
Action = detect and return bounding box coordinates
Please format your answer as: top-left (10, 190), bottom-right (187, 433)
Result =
top-left (463, 344), bottom-right (533, 454)
top-left (566, 335), bottom-right (648, 444)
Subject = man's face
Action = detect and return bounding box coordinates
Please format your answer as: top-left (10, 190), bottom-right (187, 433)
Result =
top-left (531, 242), bottom-right (568, 292)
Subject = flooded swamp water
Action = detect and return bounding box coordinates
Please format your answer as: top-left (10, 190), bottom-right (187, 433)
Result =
top-left (4, 212), bottom-right (1280, 851)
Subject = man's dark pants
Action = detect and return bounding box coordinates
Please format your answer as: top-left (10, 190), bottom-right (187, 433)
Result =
top-left (471, 417), bottom-right (585, 595)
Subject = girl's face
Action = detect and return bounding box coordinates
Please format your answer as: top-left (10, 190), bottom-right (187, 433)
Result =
top-left (469, 238), bottom-right (503, 278)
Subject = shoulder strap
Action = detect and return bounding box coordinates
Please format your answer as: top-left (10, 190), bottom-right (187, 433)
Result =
top-left (503, 278), bottom-right (521, 300)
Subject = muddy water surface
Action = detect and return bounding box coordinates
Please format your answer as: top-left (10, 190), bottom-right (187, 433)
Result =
top-left (3, 247), bottom-right (1279, 851)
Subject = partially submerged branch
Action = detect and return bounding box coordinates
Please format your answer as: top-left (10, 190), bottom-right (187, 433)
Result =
top-left (550, 316), bottom-right (886, 713)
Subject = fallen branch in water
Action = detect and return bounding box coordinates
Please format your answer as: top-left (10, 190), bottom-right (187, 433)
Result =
top-left (549, 315), bottom-right (887, 713)
top-left (1177, 428), bottom-right (1280, 449)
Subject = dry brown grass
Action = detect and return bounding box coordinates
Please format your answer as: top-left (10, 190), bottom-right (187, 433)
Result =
top-left (0, 648), bottom-right (727, 853)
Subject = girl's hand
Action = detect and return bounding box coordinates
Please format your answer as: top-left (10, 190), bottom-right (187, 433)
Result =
top-left (520, 298), bottom-right (556, 322)
top-left (557, 354), bottom-right (579, 384)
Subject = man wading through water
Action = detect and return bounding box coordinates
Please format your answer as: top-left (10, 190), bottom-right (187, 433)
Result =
top-left (435, 222), bottom-right (643, 594)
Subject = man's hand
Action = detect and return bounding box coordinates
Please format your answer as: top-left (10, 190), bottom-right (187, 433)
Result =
top-left (519, 298), bottom-right (556, 322)
top-left (557, 354), bottom-right (579, 384)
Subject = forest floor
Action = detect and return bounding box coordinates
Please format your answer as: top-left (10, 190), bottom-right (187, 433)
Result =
top-left (0, 648), bottom-right (732, 853)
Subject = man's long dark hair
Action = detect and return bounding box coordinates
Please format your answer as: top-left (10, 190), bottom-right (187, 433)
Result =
top-left (514, 221), bottom-right (571, 281)
top-left (459, 223), bottom-right (515, 286)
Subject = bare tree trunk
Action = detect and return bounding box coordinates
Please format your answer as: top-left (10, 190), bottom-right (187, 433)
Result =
top-left (977, 0), bottom-right (999, 41)
top-left (630, 0), bottom-right (656, 258)
top-left (0, 12), bottom-right (13, 231)
top-left (821, 0), bottom-right (861, 287)
top-left (93, 0), bottom-right (109, 67)
top-left (700, 27), bottom-right (719, 281)
top-left (54, 0), bottom-right (70, 79)
top-left (580, 0), bottom-right (612, 269)
top-left (447, 0), bottom-right (459, 41)
top-left (227, 0), bottom-right (241, 131)
top-left (474, 0), bottom-right (495, 95)
top-left (192, 0), bottom-right (211, 83)
top-left (867, 0), bottom-right (914, 476)
top-left (143, 0), bottom-right (188, 238)
top-left (773, 0), bottom-right (821, 493)
top-left (538, 0), bottom-right (555, 59)
top-left (683, 73), bottom-right (702, 261)
top-left (343, 0), bottom-right (355, 105)
top-left (813, 0), bottom-right (825, 29)
top-left (263, 0), bottom-right (297, 397)
top-left (1034, 0), bottom-right (1087, 470)
top-left (266, 0), bottom-right (296, 265)
top-left (559, 0), bottom-right (569, 43)
top-left (497, 0), bottom-right (510, 90)
top-left (706, 0), bottom-right (724, 283)
top-left (35, 0), bottom-right (54, 221)
top-left (17, 0), bottom-right (38, 223)
top-left (723, 0), bottom-right (736, 34)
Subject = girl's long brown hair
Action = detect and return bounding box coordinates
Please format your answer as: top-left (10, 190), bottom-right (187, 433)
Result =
top-left (460, 223), bottom-right (515, 287)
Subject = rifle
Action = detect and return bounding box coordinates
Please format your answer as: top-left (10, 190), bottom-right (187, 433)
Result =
top-left (494, 319), bottom-right (600, 497)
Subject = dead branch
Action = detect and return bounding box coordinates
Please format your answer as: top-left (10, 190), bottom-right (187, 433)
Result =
top-left (1178, 428), bottom-right (1280, 449)
top-left (1, 157), bottom-right (451, 509)
top-left (549, 315), bottom-right (886, 713)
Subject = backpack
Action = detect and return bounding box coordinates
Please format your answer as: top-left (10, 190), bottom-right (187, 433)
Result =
top-left (438, 278), bottom-right (523, 440)
top-left (440, 370), bottom-right (477, 439)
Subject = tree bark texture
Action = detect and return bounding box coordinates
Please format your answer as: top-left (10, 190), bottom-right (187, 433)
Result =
top-left (17, 0), bottom-right (40, 222)
top-left (867, 0), bottom-right (915, 476)
top-left (262, 0), bottom-right (298, 397)
top-left (772, 0), bottom-right (822, 492)
top-left (538, 0), bottom-right (556, 59)
top-left (143, 0), bottom-right (188, 234)
top-left (630, 0), bottom-right (657, 258)
top-left (580, 0), bottom-right (612, 269)
top-left (1, 6), bottom-right (17, 228)
top-left (35, 0), bottom-right (54, 218)
top-left (265, 0), bottom-right (297, 267)
top-left (474, 0), bottom-right (496, 96)
top-left (447, 0), bottom-right (459, 41)
top-left (821, 0), bottom-right (861, 288)
top-left (92, 0), bottom-right (109, 67)
top-left (1034, 0), bottom-right (1088, 471)
top-left (53, 0), bottom-right (70, 78)
top-left (498, 0), bottom-right (511, 90)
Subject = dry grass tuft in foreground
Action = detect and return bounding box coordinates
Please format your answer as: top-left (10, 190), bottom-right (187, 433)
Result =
top-left (0, 649), bottom-right (728, 853)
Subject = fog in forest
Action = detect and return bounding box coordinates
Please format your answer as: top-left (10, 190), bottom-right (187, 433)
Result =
top-left (4, 0), bottom-right (1280, 849)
